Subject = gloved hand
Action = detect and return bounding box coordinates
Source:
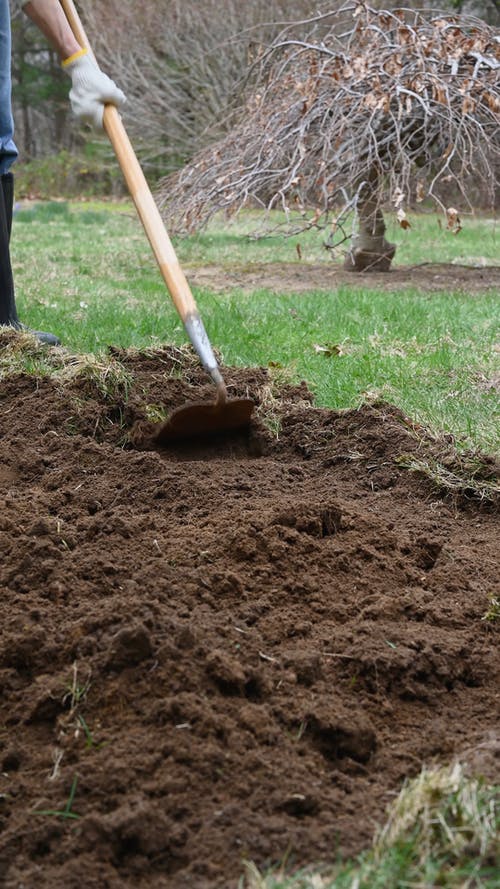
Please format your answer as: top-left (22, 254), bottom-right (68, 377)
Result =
top-left (62, 48), bottom-right (126, 130)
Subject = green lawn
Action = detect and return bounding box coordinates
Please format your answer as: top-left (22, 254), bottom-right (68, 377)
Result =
top-left (10, 200), bottom-right (500, 454)
top-left (175, 208), bottom-right (499, 267)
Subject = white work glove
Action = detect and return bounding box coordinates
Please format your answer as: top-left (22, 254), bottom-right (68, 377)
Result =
top-left (62, 48), bottom-right (126, 130)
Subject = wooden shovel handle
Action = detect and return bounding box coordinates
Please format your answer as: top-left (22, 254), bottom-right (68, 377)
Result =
top-left (59, 0), bottom-right (198, 322)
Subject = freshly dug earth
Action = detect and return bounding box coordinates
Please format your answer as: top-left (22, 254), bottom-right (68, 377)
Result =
top-left (0, 347), bottom-right (499, 889)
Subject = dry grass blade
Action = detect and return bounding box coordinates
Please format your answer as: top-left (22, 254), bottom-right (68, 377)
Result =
top-left (0, 327), bottom-right (65, 374)
top-left (398, 454), bottom-right (500, 506)
top-left (375, 762), bottom-right (498, 864)
top-left (0, 330), bottom-right (131, 400)
top-left (242, 762), bottom-right (499, 887)
top-left (56, 354), bottom-right (132, 401)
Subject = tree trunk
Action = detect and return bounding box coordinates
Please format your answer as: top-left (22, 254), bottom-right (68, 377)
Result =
top-left (344, 172), bottom-right (396, 272)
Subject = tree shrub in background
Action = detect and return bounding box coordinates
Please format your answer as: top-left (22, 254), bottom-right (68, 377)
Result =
top-left (14, 146), bottom-right (123, 199)
top-left (9, 0), bottom-right (499, 200)
top-left (80, 0), bottom-right (322, 174)
top-left (10, 2), bottom-right (78, 159)
top-left (158, 2), bottom-right (499, 271)
top-left (11, 0), bottom-right (319, 193)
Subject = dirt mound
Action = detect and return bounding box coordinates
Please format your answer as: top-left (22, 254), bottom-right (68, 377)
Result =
top-left (0, 349), bottom-right (498, 889)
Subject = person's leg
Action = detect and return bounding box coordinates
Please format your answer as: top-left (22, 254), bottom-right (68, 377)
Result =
top-left (0, 0), bottom-right (18, 176)
top-left (0, 173), bottom-right (60, 344)
top-left (0, 0), bottom-right (60, 345)
top-left (0, 170), bottom-right (18, 324)
top-left (0, 0), bottom-right (19, 323)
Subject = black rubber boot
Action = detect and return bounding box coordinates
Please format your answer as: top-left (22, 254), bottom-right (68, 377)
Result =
top-left (0, 173), bottom-right (18, 325)
top-left (0, 173), bottom-right (60, 346)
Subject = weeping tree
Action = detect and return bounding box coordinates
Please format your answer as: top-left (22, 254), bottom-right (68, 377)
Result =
top-left (157, 2), bottom-right (499, 271)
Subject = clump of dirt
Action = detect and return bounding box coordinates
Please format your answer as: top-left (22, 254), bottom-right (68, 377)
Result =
top-left (0, 348), bottom-right (498, 889)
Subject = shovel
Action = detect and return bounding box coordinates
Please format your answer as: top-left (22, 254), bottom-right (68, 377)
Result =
top-left (60, 0), bottom-right (254, 443)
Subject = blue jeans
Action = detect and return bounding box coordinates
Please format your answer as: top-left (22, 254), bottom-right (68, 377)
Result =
top-left (0, 0), bottom-right (18, 174)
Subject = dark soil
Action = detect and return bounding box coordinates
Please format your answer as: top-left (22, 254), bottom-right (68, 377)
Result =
top-left (0, 348), bottom-right (499, 889)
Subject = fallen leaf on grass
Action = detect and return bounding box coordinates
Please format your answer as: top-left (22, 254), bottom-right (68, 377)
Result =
top-left (313, 342), bottom-right (347, 357)
top-left (446, 207), bottom-right (462, 234)
top-left (397, 208), bottom-right (411, 229)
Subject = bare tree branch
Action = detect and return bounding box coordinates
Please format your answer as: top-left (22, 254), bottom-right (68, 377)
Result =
top-left (157, 3), bottom-right (499, 270)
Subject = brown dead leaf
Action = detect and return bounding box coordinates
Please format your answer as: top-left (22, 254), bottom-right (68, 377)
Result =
top-left (353, 56), bottom-right (368, 79)
top-left (379, 94), bottom-right (391, 113)
top-left (433, 84), bottom-right (448, 105)
top-left (364, 92), bottom-right (379, 110)
top-left (397, 207), bottom-right (411, 229)
top-left (446, 207), bottom-right (462, 234)
top-left (484, 92), bottom-right (500, 113)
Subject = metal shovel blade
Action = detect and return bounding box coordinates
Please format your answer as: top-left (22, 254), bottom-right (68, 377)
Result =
top-left (154, 397), bottom-right (255, 444)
